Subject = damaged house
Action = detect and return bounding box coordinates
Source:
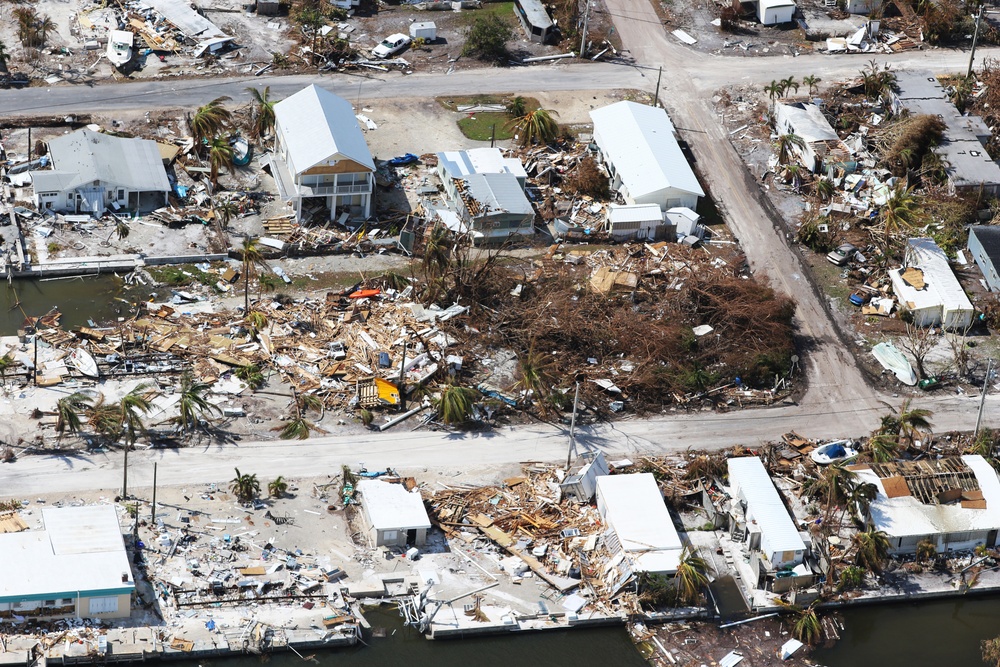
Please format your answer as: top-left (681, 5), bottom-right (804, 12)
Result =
top-left (589, 101), bottom-right (704, 212)
top-left (436, 148), bottom-right (527, 205)
top-left (0, 506), bottom-right (134, 620)
top-left (724, 457), bottom-right (811, 592)
top-left (30, 128), bottom-right (171, 216)
top-left (269, 84), bottom-right (375, 221)
top-left (357, 479), bottom-right (431, 548)
top-left (852, 455), bottom-right (1000, 555)
top-left (773, 102), bottom-right (849, 174)
top-left (890, 71), bottom-right (1000, 196)
top-left (889, 238), bottom-right (974, 330)
top-left (446, 173), bottom-right (535, 243)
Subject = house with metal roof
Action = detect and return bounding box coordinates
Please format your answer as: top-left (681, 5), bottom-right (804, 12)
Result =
top-left (726, 457), bottom-right (809, 587)
top-left (967, 226), bottom-right (1000, 293)
top-left (450, 172), bottom-right (535, 242)
top-left (773, 102), bottom-right (849, 173)
top-left (0, 506), bottom-right (134, 620)
top-left (853, 455), bottom-right (1000, 556)
top-left (513, 0), bottom-right (554, 43)
top-left (436, 148), bottom-right (527, 203)
top-left (606, 203), bottom-right (673, 242)
top-left (269, 85), bottom-right (375, 221)
top-left (595, 473), bottom-right (684, 576)
top-left (589, 101), bottom-right (704, 211)
top-left (358, 479), bottom-right (431, 548)
top-left (889, 238), bottom-right (974, 330)
top-left (29, 129), bottom-right (170, 216)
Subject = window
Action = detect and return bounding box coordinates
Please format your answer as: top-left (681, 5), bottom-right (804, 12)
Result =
top-left (88, 596), bottom-right (119, 614)
top-left (62, 598), bottom-right (74, 605)
top-left (383, 530), bottom-right (398, 542)
top-left (44, 600), bottom-right (56, 607)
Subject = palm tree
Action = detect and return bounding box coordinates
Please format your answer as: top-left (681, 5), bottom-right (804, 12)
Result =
top-left (245, 86), bottom-right (276, 140)
top-left (803, 74), bottom-right (821, 95)
top-left (852, 526), bottom-right (891, 573)
top-left (276, 390), bottom-right (324, 440)
top-left (774, 133), bottom-right (805, 165)
top-left (106, 218), bottom-right (130, 244)
top-left (843, 480), bottom-right (878, 524)
top-left (674, 547), bottom-right (710, 605)
top-left (119, 384), bottom-right (156, 499)
top-left (782, 76), bottom-right (799, 95)
top-left (296, 7), bottom-right (326, 64)
top-left (268, 476), bottom-right (288, 498)
top-left (897, 399), bottom-right (933, 447)
top-left (236, 363), bottom-right (265, 390)
top-left (516, 347), bottom-right (554, 410)
top-left (866, 433), bottom-right (899, 462)
top-left (814, 177), bottom-right (835, 202)
top-left (764, 80), bottom-right (782, 100)
top-left (208, 135), bottom-right (234, 189)
top-left (86, 393), bottom-right (122, 442)
top-left (230, 467), bottom-right (260, 502)
top-left (189, 96), bottom-right (232, 147)
top-left (37, 15), bottom-right (56, 45)
top-left (802, 463), bottom-right (855, 523)
top-left (0, 354), bottom-right (15, 386)
top-left (506, 95), bottom-right (527, 117)
top-left (56, 391), bottom-right (95, 440)
top-left (915, 539), bottom-right (937, 563)
top-left (783, 163), bottom-right (803, 192)
top-left (778, 602), bottom-right (821, 645)
top-left (239, 237), bottom-right (269, 313)
top-left (505, 108), bottom-right (560, 147)
top-left (879, 184), bottom-right (917, 248)
top-left (174, 370), bottom-right (219, 436)
top-left (436, 384), bottom-right (478, 425)
top-left (245, 310), bottom-right (268, 338)
top-left (422, 223), bottom-right (453, 280)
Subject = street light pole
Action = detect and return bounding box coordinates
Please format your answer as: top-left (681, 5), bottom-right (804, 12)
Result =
top-left (968, 5), bottom-right (985, 79)
top-left (975, 358), bottom-right (993, 440)
top-left (565, 381), bottom-right (580, 469)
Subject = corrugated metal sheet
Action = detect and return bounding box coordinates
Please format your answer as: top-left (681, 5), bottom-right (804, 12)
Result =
top-left (464, 172), bottom-right (533, 216)
top-left (590, 101), bottom-right (704, 201)
top-left (274, 85), bottom-right (375, 175)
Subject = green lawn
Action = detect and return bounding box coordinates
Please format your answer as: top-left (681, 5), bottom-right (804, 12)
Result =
top-left (457, 112), bottom-right (514, 141)
top-left (452, 1), bottom-right (515, 26)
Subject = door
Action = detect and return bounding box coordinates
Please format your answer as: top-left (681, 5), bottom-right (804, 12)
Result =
top-left (406, 529), bottom-right (417, 545)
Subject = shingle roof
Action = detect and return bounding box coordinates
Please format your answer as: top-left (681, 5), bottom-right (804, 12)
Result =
top-left (590, 101), bottom-right (704, 201)
top-left (34, 129), bottom-right (170, 193)
top-left (273, 85), bottom-right (375, 174)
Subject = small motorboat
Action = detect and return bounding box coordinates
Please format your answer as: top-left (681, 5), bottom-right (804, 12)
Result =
top-left (230, 136), bottom-right (253, 167)
top-left (872, 341), bottom-right (918, 386)
top-left (107, 30), bottom-right (134, 68)
top-left (810, 439), bottom-right (859, 465)
top-left (69, 347), bottom-right (100, 378)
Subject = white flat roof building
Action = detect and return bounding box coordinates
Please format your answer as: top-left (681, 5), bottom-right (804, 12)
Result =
top-left (0, 506), bottom-right (134, 619)
top-left (727, 457), bottom-right (807, 569)
top-left (596, 473), bottom-right (683, 575)
top-left (358, 479), bottom-right (431, 548)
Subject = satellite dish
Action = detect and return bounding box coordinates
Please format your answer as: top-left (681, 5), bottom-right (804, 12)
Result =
top-left (791, 355), bottom-right (800, 363)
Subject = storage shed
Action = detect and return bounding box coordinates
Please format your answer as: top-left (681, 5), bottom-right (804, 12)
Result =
top-left (358, 479), bottom-right (431, 548)
top-left (595, 473), bottom-right (684, 575)
top-left (606, 204), bottom-right (673, 242)
top-left (757, 0), bottom-right (796, 24)
top-left (968, 225), bottom-right (1000, 293)
top-left (889, 238), bottom-right (974, 330)
top-left (590, 102), bottom-right (704, 212)
top-left (727, 457), bottom-right (806, 570)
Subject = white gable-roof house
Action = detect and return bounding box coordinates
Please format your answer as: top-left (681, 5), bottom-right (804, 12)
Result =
top-left (589, 101), bottom-right (704, 212)
top-left (30, 129), bottom-right (170, 216)
top-left (269, 85), bottom-right (375, 221)
top-left (358, 479), bottom-right (431, 548)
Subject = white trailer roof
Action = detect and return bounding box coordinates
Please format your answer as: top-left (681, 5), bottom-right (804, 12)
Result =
top-left (891, 238), bottom-right (973, 320)
top-left (727, 457), bottom-right (806, 556)
top-left (596, 473), bottom-right (683, 573)
top-left (590, 101), bottom-right (704, 201)
top-left (856, 455), bottom-right (1000, 538)
top-left (608, 204), bottom-right (663, 223)
top-left (359, 480), bottom-right (431, 532)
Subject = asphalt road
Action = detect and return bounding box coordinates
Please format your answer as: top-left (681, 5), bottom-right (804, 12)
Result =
top-left (2, 21), bottom-right (999, 496)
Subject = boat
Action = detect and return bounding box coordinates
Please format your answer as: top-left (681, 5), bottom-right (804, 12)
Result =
top-left (810, 439), bottom-right (859, 465)
top-left (68, 347), bottom-right (100, 378)
top-left (349, 289), bottom-right (381, 299)
top-left (106, 30), bottom-right (134, 67)
top-left (871, 341), bottom-right (917, 386)
top-left (230, 136), bottom-right (253, 167)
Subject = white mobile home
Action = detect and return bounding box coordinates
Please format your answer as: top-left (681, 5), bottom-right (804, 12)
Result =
top-left (590, 101), bottom-right (704, 212)
top-left (358, 479), bottom-right (431, 548)
top-left (773, 103), bottom-right (847, 173)
top-left (758, 0), bottom-right (796, 24)
top-left (968, 225), bottom-right (1000, 293)
top-left (596, 473), bottom-right (684, 575)
top-left (727, 457), bottom-right (807, 571)
top-left (889, 238), bottom-right (974, 330)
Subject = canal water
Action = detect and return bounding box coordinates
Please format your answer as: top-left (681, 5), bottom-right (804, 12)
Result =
top-left (0, 276), bottom-right (153, 335)
top-left (172, 606), bottom-right (649, 667)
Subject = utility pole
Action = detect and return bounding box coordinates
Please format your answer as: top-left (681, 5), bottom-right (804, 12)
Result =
top-left (654, 66), bottom-right (663, 108)
top-left (151, 462), bottom-right (158, 525)
top-left (31, 326), bottom-right (37, 387)
top-left (968, 5), bottom-right (985, 79)
top-left (398, 340), bottom-right (407, 412)
top-left (579, 0), bottom-right (590, 59)
top-left (490, 124), bottom-right (496, 148)
top-left (565, 381), bottom-right (581, 469)
top-left (122, 443), bottom-right (129, 500)
top-left (975, 358), bottom-right (993, 440)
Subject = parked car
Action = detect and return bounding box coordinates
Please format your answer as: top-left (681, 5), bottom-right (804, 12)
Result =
top-left (826, 243), bottom-right (857, 266)
top-left (372, 33), bottom-right (411, 59)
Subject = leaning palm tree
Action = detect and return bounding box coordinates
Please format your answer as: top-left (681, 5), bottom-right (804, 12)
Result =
top-left (275, 390), bottom-right (324, 440)
top-left (783, 163), bottom-right (803, 193)
top-left (852, 526), bottom-right (891, 573)
top-left (813, 177), bottom-right (835, 202)
top-left (897, 399), bottom-right (933, 447)
top-left (866, 433), bottom-right (899, 463)
top-left (505, 108), bottom-right (560, 147)
top-left (189, 96), bottom-right (233, 147)
top-left (774, 133), bottom-right (805, 165)
top-left (777, 601), bottom-right (822, 644)
top-left (802, 463), bottom-right (856, 523)
top-left (879, 184), bottom-right (917, 249)
top-left (56, 391), bottom-right (95, 440)
top-left (239, 237), bottom-right (269, 313)
top-left (106, 217), bottom-right (129, 244)
top-left (674, 547), bottom-right (710, 606)
top-left (174, 371), bottom-right (219, 436)
top-left (245, 86), bottom-right (276, 140)
top-left (207, 135), bottom-right (234, 189)
top-left (436, 383), bottom-right (478, 426)
top-left (422, 223), bottom-right (453, 280)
